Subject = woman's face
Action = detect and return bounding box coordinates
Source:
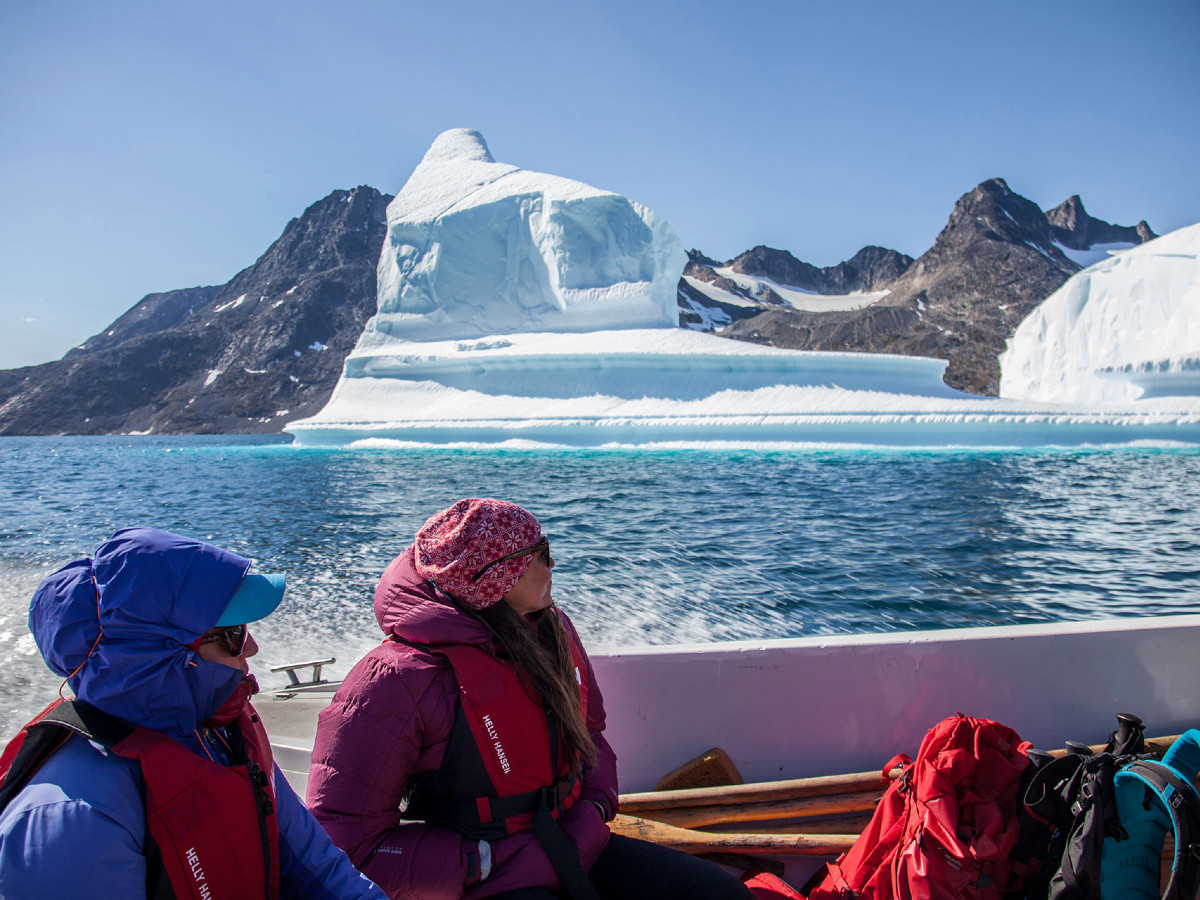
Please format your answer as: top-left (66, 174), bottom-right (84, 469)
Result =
top-left (197, 627), bottom-right (259, 674)
top-left (502, 547), bottom-right (555, 617)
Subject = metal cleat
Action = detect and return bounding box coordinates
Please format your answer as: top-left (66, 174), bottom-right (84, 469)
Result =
top-left (269, 658), bottom-right (338, 697)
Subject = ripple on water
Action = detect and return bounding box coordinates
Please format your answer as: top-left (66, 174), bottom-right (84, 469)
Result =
top-left (1, 438), bottom-right (1199, 733)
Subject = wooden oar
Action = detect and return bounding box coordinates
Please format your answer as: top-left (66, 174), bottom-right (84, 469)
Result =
top-left (610, 736), bottom-right (1194, 864)
top-left (704, 814), bottom-right (874, 836)
top-left (620, 734), bottom-right (1185, 819)
top-left (609, 814), bottom-right (857, 856)
top-left (620, 769), bottom-right (890, 815)
top-left (626, 789), bottom-right (881, 830)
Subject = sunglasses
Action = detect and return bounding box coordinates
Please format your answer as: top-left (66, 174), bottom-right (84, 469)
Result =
top-left (471, 537), bottom-right (552, 584)
top-left (198, 623), bottom-right (250, 657)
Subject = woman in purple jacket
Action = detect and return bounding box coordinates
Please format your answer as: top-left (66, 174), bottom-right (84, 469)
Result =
top-left (307, 499), bottom-right (752, 900)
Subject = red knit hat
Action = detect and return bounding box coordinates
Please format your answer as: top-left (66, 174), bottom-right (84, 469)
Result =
top-left (414, 499), bottom-right (543, 609)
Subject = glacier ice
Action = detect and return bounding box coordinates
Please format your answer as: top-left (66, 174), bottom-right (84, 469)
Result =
top-left (366, 128), bottom-right (685, 344)
top-left (287, 132), bottom-right (1200, 449)
top-left (1000, 223), bottom-right (1200, 405)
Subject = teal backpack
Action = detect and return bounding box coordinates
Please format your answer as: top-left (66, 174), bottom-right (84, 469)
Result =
top-left (1101, 729), bottom-right (1200, 900)
top-left (1019, 721), bottom-right (1200, 900)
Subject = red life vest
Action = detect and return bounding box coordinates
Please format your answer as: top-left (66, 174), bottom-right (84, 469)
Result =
top-left (0, 699), bottom-right (281, 900)
top-left (403, 634), bottom-right (589, 837)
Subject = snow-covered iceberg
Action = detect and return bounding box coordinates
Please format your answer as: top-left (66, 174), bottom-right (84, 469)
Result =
top-left (287, 133), bottom-right (1200, 449)
top-left (1000, 223), bottom-right (1200, 405)
top-left (367, 128), bottom-right (683, 342)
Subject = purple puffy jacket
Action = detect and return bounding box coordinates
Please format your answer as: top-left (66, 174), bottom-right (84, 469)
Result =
top-left (307, 548), bottom-right (619, 900)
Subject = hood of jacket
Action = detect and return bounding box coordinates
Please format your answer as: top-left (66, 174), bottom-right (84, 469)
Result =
top-left (374, 547), bottom-right (493, 651)
top-left (28, 527), bottom-right (251, 740)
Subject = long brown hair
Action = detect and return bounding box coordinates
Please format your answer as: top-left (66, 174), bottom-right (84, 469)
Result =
top-left (464, 600), bottom-right (598, 772)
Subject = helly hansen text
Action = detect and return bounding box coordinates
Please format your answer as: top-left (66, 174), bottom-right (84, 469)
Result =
top-left (186, 847), bottom-right (212, 900)
top-left (482, 714), bottom-right (511, 774)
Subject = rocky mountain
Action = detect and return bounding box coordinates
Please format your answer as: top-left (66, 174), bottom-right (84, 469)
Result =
top-left (0, 175), bottom-right (1158, 435)
top-left (66, 285), bottom-right (223, 357)
top-left (707, 179), bottom-right (1156, 395)
top-left (1046, 194), bottom-right (1154, 250)
top-left (677, 245), bottom-right (915, 331)
top-left (729, 244), bottom-right (914, 295)
top-left (0, 186), bottom-right (391, 435)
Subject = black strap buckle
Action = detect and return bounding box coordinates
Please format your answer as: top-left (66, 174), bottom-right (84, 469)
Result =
top-left (543, 774), bottom-right (578, 813)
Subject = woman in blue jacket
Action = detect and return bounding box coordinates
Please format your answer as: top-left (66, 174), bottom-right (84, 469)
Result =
top-left (0, 526), bottom-right (385, 900)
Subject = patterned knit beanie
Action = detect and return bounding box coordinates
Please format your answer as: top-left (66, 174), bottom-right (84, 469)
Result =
top-left (414, 499), bottom-right (543, 609)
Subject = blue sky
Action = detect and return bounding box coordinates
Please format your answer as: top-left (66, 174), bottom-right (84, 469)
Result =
top-left (1, 0), bottom-right (1197, 369)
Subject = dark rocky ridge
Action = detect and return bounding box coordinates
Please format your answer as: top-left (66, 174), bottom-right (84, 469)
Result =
top-left (0, 178), bottom-right (1157, 434)
top-left (677, 244), bottom-right (916, 329)
top-left (678, 251), bottom-right (774, 327)
top-left (67, 285), bottom-right (225, 357)
top-left (1046, 194), bottom-right (1155, 250)
top-left (0, 186), bottom-right (391, 435)
top-left (713, 179), bottom-right (1156, 395)
top-left (727, 244), bottom-right (914, 294)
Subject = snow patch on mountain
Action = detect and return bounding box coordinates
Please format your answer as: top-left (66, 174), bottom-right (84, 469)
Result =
top-left (1054, 241), bottom-right (1137, 269)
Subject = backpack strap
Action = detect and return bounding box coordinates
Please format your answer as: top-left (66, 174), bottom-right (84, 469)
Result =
top-left (1022, 752), bottom-right (1085, 830)
top-left (35, 699), bottom-right (136, 744)
top-left (0, 700), bottom-right (136, 813)
top-left (1114, 760), bottom-right (1200, 900)
top-left (1006, 748), bottom-right (1058, 894)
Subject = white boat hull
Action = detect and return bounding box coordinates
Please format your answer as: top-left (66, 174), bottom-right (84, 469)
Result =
top-left (260, 614), bottom-right (1200, 885)
top-left (264, 613), bottom-right (1200, 795)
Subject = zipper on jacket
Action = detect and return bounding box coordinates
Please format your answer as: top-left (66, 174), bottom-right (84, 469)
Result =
top-left (246, 761), bottom-right (274, 900)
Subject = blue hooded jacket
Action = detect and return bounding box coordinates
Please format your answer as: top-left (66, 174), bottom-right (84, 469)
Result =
top-left (0, 527), bottom-right (385, 900)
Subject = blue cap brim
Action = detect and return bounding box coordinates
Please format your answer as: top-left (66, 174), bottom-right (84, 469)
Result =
top-left (215, 573), bottom-right (286, 627)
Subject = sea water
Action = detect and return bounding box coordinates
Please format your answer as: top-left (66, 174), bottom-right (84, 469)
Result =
top-left (2, 436), bottom-right (1199, 734)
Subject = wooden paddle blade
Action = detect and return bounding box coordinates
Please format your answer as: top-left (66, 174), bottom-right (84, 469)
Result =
top-left (655, 747), bottom-right (743, 791)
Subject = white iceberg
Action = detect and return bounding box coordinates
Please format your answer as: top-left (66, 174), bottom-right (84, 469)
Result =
top-left (366, 128), bottom-right (683, 343)
top-left (287, 133), bottom-right (1200, 449)
top-left (1000, 223), bottom-right (1200, 405)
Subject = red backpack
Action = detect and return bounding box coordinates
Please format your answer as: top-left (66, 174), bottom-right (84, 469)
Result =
top-left (745, 871), bottom-right (805, 898)
top-left (807, 713), bottom-right (1031, 900)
